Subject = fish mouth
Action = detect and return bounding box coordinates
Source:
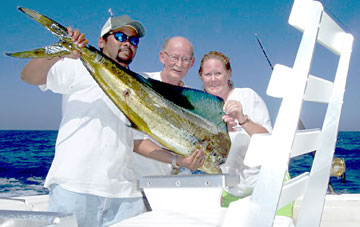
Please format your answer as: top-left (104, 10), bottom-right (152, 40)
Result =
top-left (217, 158), bottom-right (226, 166)
top-left (200, 159), bottom-right (223, 174)
top-left (198, 150), bottom-right (227, 174)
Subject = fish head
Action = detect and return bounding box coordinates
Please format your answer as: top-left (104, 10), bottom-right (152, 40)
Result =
top-left (198, 132), bottom-right (231, 174)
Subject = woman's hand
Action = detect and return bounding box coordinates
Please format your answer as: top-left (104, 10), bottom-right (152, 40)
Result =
top-left (222, 100), bottom-right (246, 131)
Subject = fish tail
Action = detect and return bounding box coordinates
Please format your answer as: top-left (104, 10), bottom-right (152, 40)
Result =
top-left (5, 42), bottom-right (72, 59)
top-left (18, 7), bottom-right (70, 41)
top-left (6, 7), bottom-right (81, 58)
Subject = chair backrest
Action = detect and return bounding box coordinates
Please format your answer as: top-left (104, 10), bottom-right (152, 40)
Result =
top-left (222, 0), bottom-right (354, 226)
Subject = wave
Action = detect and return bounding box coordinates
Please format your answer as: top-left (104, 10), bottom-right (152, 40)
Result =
top-left (0, 177), bottom-right (48, 197)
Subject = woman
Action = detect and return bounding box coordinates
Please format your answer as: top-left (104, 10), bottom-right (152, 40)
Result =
top-left (198, 51), bottom-right (294, 226)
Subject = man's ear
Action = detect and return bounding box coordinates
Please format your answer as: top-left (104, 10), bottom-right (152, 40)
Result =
top-left (189, 57), bottom-right (195, 68)
top-left (98, 37), bottom-right (105, 49)
top-left (159, 51), bottom-right (166, 65)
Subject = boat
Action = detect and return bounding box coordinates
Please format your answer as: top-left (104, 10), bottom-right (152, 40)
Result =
top-left (1, 180), bottom-right (360, 226)
top-left (0, 0), bottom-right (358, 226)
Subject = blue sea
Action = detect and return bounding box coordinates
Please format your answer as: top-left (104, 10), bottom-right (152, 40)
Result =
top-left (0, 130), bottom-right (359, 197)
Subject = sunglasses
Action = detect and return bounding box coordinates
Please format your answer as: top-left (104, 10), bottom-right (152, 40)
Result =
top-left (109, 31), bottom-right (140, 46)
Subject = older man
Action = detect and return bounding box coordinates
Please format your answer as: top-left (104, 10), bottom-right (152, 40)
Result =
top-left (147, 36), bottom-right (195, 86)
top-left (133, 36), bottom-right (196, 177)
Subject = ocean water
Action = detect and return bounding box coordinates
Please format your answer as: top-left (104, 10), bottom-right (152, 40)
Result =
top-left (0, 130), bottom-right (359, 197)
top-left (0, 130), bottom-right (56, 197)
top-left (290, 131), bottom-right (360, 193)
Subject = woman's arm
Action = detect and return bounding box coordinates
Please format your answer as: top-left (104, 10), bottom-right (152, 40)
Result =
top-left (222, 100), bottom-right (268, 136)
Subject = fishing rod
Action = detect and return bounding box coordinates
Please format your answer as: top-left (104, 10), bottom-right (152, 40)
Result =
top-left (254, 33), bottom-right (304, 129)
top-left (254, 33), bottom-right (345, 193)
top-left (254, 33), bottom-right (274, 71)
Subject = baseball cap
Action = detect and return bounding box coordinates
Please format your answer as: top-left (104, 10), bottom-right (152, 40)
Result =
top-left (100, 15), bottom-right (145, 38)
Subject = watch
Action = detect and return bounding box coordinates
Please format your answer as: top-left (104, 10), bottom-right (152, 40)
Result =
top-left (172, 154), bottom-right (178, 168)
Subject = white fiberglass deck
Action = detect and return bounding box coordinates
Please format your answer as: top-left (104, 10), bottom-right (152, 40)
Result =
top-left (1, 194), bottom-right (360, 227)
top-left (112, 194), bottom-right (360, 227)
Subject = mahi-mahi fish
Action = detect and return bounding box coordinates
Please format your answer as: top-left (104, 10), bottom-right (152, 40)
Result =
top-left (6, 7), bottom-right (231, 174)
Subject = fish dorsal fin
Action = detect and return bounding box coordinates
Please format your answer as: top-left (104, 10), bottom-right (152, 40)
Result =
top-left (137, 76), bottom-right (227, 131)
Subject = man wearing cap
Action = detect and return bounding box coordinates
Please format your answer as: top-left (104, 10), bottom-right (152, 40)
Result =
top-left (99, 14), bottom-right (144, 67)
top-left (21, 14), bottom-right (204, 227)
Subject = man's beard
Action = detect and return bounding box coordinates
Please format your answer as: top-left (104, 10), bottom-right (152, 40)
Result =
top-left (116, 48), bottom-right (133, 66)
top-left (116, 56), bottom-right (133, 65)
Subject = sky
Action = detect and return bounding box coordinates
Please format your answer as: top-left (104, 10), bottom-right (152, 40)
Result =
top-left (1, 0), bottom-right (359, 131)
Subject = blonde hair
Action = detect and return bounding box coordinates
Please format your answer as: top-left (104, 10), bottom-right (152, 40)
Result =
top-left (198, 51), bottom-right (233, 88)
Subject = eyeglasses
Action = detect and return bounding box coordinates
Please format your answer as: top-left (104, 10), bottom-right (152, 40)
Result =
top-left (163, 51), bottom-right (193, 65)
top-left (108, 31), bottom-right (140, 46)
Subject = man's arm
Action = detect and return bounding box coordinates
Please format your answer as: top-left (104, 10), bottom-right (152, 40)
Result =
top-left (21, 58), bottom-right (62, 85)
top-left (134, 139), bottom-right (205, 171)
top-left (20, 27), bottom-right (88, 85)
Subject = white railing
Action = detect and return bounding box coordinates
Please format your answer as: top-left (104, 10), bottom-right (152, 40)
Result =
top-left (223, 0), bottom-right (353, 226)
